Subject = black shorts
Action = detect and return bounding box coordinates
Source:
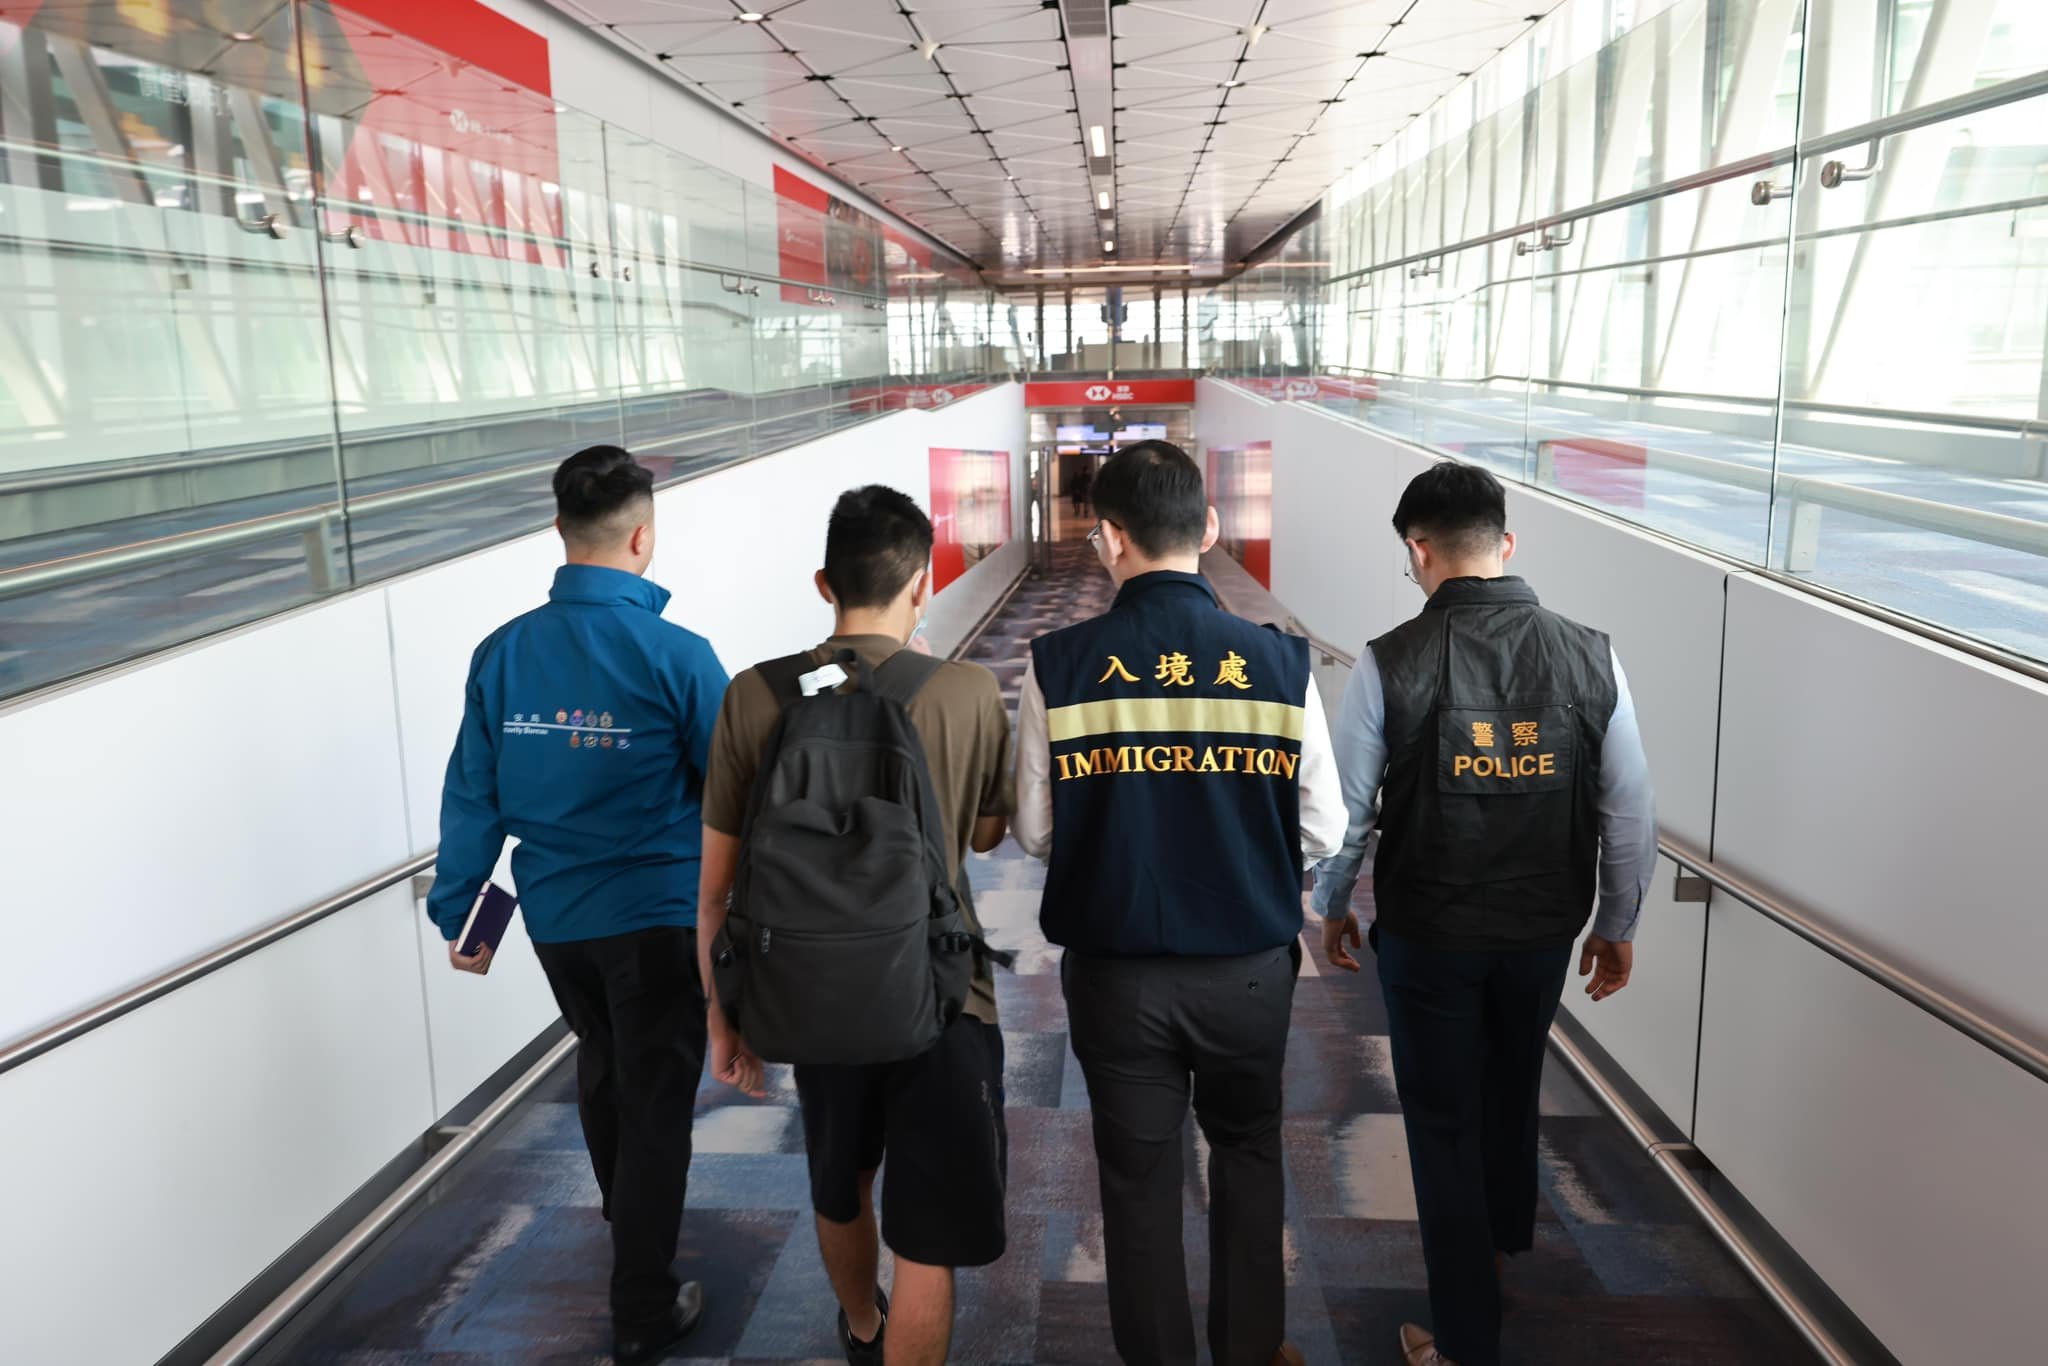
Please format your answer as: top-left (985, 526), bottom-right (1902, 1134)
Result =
top-left (793, 1015), bottom-right (1008, 1268)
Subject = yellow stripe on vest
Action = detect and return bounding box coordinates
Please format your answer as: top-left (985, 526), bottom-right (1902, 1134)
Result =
top-left (1046, 696), bottom-right (1306, 743)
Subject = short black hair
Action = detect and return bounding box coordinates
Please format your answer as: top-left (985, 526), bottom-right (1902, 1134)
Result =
top-left (1092, 440), bottom-right (1207, 558)
top-left (824, 485), bottom-right (933, 610)
top-left (1391, 462), bottom-right (1507, 556)
top-left (554, 445), bottom-right (654, 548)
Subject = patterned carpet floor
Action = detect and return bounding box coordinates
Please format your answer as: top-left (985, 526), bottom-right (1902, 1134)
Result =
top-left (280, 541), bottom-right (1808, 1364)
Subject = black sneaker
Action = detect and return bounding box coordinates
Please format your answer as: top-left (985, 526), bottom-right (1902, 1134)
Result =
top-left (838, 1286), bottom-right (889, 1365)
top-left (614, 1281), bottom-right (704, 1364)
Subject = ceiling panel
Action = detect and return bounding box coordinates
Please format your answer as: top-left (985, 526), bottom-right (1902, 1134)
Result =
top-left (553, 0), bottom-right (1560, 274)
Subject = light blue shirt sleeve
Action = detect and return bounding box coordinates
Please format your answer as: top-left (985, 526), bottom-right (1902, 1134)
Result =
top-left (1592, 651), bottom-right (1658, 942)
top-left (1309, 646), bottom-right (1389, 920)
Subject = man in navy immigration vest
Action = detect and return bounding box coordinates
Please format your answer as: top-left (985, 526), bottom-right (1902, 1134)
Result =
top-left (1015, 440), bottom-right (1346, 1366)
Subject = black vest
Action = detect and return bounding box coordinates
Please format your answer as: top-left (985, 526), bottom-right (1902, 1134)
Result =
top-left (1371, 577), bottom-right (1616, 950)
top-left (1032, 572), bottom-right (1312, 957)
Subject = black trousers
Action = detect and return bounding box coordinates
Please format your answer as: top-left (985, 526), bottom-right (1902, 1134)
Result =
top-left (1062, 944), bottom-right (1299, 1366)
top-left (1375, 928), bottom-right (1573, 1366)
top-left (533, 925), bottom-right (707, 1333)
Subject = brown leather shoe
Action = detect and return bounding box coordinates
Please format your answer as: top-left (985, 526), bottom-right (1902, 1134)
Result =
top-left (1399, 1322), bottom-right (1457, 1365)
top-left (1271, 1342), bottom-right (1306, 1366)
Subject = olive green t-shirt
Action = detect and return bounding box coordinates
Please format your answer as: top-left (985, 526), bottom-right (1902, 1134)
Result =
top-left (703, 635), bottom-right (1017, 1025)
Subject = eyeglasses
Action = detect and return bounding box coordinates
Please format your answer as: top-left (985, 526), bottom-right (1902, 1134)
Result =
top-left (1087, 521), bottom-right (1107, 550)
top-left (1402, 537), bottom-right (1427, 584)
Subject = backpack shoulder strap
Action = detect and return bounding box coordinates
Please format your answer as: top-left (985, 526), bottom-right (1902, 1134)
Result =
top-left (871, 650), bottom-right (944, 706)
top-left (757, 652), bottom-right (819, 707)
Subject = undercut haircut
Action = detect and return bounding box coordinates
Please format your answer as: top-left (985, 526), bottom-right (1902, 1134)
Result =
top-left (1391, 462), bottom-right (1508, 558)
top-left (824, 484), bottom-right (933, 610)
top-left (1091, 440), bottom-right (1207, 558)
top-left (554, 445), bottom-right (654, 550)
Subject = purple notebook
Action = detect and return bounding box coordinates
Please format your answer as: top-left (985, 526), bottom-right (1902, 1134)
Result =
top-left (457, 882), bottom-right (518, 962)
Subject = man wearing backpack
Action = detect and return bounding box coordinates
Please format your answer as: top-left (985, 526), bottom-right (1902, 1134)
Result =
top-left (696, 485), bottom-right (1015, 1366)
top-left (1014, 440), bottom-right (1348, 1366)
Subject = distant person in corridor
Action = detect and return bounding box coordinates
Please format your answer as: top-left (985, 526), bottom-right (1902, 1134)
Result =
top-left (427, 446), bottom-right (730, 1366)
top-left (1314, 462), bottom-right (1658, 1366)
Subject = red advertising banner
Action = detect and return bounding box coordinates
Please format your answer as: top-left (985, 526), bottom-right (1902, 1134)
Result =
top-left (304, 1), bottom-right (562, 265)
top-left (1208, 442), bottom-right (1273, 589)
top-left (773, 166), bottom-right (977, 306)
top-left (929, 448), bottom-right (1013, 592)
top-left (1230, 375), bottom-right (1380, 402)
top-left (1023, 379), bottom-right (1197, 408)
top-left (849, 382), bottom-right (992, 413)
top-left (1547, 437), bottom-right (1647, 509)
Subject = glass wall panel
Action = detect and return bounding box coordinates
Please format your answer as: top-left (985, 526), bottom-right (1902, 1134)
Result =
top-left (1776, 0), bottom-right (2048, 659)
top-left (0, 1), bottom-right (1000, 703)
top-left (1202, 0), bottom-right (2047, 665)
top-left (0, 7), bottom-right (348, 697)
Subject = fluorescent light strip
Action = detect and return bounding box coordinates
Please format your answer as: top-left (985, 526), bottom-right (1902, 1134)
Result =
top-left (1022, 263), bottom-right (1197, 275)
top-left (1088, 124), bottom-right (1107, 157)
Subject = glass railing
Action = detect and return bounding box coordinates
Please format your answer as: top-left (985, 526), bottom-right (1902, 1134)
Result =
top-left (0, 2), bottom-right (1018, 701)
top-left (1201, 0), bottom-right (2048, 667)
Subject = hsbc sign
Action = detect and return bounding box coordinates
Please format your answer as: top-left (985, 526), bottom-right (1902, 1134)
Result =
top-left (1024, 378), bottom-right (1197, 408)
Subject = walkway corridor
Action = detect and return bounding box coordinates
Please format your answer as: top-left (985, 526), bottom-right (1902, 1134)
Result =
top-left (279, 545), bottom-right (1808, 1364)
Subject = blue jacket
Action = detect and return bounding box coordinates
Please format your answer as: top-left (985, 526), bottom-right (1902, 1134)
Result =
top-left (427, 564), bottom-right (729, 944)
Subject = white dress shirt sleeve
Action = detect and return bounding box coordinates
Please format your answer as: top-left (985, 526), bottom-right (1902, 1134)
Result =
top-left (1295, 673), bottom-right (1347, 866)
top-left (1591, 649), bottom-right (1658, 942)
top-left (1310, 646), bottom-right (1390, 919)
top-left (1013, 659), bottom-right (1055, 861)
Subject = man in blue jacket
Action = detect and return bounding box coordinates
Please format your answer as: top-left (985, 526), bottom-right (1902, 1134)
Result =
top-left (428, 445), bottom-right (730, 1365)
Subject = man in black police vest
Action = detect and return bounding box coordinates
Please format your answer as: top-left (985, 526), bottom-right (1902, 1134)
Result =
top-left (1314, 462), bottom-right (1657, 1366)
top-left (1015, 440), bottom-right (1347, 1366)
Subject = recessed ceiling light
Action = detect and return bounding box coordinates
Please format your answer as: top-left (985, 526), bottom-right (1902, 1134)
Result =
top-left (1097, 191), bottom-right (1111, 210)
top-left (737, 11), bottom-right (766, 22)
top-left (891, 144), bottom-right (905, 151)
top-left (229, 30), bottom-right (256, 41)
top-left (1104, 239), bottom-right (1116, 251)
top-left (1088, 124), bottom-right (1107, 157)
top-left (1222, 79), bottom-right (1244, 88)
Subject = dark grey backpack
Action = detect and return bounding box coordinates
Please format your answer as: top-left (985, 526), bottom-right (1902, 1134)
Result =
top-left (711, 648), bottom-right (989, 1066)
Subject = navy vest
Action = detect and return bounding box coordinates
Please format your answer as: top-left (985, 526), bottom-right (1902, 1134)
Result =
top-left (1371, 577), bottom-right (1616, 950)
top-left (1032, 572), bottom-right (1312, 957)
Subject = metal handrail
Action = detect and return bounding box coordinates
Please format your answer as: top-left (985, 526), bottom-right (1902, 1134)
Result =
top-left (1288, 622), bottom-right (2048, 1086)
top-left (0, 393), bottom-right (900, 601)
top-left (0, 852), bottom-right (434, 1080)
top-left (1545, 1030), bottom-right (1857, 1366)
top-left (200, 576), bottom-right (1031, 1364)
top-left (208, 1033), bottom-right (576, 1366)
top-left (1320, 66), bottom-right (2048, 287)
top-left (1239, 375), bottom-right (2048, 555)
top-left (1657, 832), bottom-right (2048, 1085)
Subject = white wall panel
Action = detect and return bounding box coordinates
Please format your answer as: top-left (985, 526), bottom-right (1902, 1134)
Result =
top-left (1695, 902), bottom-right (2048, 1363)
top-left (1499, 491), bottom-right (1726, 845)
top-left (656, 386), bottom-right (1023, 672)
top-left (414, 899), bottom-right (561, 1115)
top-left (1560, 861), bottom-right (1706, 1132)
top-left (0, 887), bottom-right (435, 1365)
top-left (0, 594), bottom-right (411, 1045)
top-left (1715, 574), bottom-right (2048, 1044)
top-left (386, 532), bottom-right (565, 854)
